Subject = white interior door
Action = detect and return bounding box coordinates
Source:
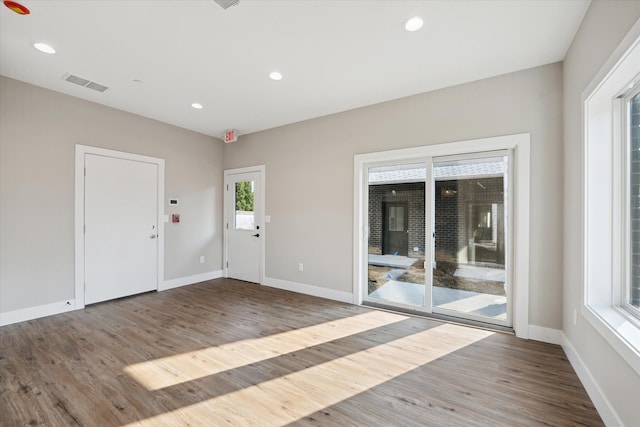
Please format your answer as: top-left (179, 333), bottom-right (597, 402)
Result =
top-left (225, 167), bottom-right (264, 283)
top-left (84, 154), bottom-right (159, 304)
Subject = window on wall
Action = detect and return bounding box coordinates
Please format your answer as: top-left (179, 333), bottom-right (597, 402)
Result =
top-left (626, 89), bottom-right (640, 315)
top-left (583, 30), bottom-right (640, 375)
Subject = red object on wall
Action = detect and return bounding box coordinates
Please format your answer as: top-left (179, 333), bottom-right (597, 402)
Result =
top-left (224, 129), bottom-right (238, 143)
top-left (3, 1), bottom-right (30, 15)
top-left (172, 214), bottom-right (180, 223)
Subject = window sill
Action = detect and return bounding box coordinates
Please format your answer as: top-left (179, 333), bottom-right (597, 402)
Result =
top-left (582, 304), bottom-right (640, 376)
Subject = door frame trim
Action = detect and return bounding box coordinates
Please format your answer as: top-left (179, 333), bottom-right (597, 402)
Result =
top-left (353, 133), bottom-right (530, 338)
top-left (223, 165), bottom-right (266, 284)
top-left (74, 145), bottom-right (165, 309)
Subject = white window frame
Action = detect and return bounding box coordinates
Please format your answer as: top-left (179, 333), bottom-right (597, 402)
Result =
top-left (582, 22), bottom-right (640, 375)
top-left (622, 86), bottom-right (640, 320)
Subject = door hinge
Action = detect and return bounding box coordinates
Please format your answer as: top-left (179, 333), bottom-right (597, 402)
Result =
top-left (83, 225), bottom-right (86, 234)
top-left (226, 222), bottom-right (229, 229)
top-left (226, 184), bottom-right (229, 191)
top-left (226, 261), bottom-right (229, 268)
top-left (84, 167), bottom-right (86, 177)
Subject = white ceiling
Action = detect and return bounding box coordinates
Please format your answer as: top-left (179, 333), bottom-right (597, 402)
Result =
top-left (0, 0), bottom-right (590, 139)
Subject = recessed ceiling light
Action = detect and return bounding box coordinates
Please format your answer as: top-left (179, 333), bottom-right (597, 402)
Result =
top-left (191, 103), bottom-right (204, 109)
top-left (269, 71), bottom-right (283, 81)
top-left (403, 16), bottom-right (423, 32)
top-left (33, 42), bottom-right (56, 54)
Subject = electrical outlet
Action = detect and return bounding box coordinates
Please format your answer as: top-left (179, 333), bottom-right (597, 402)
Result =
top-left (298, 263), bottom-right (304, 272)
top-left (200, 256), bottom-right (205, 264)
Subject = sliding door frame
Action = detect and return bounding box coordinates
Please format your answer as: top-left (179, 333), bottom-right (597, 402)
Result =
top-left (430, 149), bottom-right (513, 327)
top-left (353, 133), bottom-right (530, 338)
top-left (361, 158), bottom-right (433, 312)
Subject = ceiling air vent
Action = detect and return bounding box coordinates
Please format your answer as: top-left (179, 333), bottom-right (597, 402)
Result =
top-left (62, 73), bottom-right (109, 93)
top-left (214, 0), bottom-right (239, 10)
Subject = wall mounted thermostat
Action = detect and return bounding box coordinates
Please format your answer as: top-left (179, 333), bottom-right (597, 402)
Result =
top-left (169, 199), bottom-right (179, 206)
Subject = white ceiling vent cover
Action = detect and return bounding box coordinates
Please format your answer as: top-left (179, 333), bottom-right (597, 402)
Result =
top-left (213, 0), bottom-right (239, 10)
top-left (63, 73), bottom-right (109, 92)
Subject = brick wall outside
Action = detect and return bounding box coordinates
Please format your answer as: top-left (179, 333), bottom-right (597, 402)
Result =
top-left (368, 182), bottom-right (425, 257)
top-left (435, 177), bottom-right (505, 266)
top-left (368, 177), bottom-right (505, 265)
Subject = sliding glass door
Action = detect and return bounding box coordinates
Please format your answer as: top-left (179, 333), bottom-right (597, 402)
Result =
top-left (431, 153), bottom-right (511, 326)
top-left (365, 162), bottom-right (432, 311)
top-left (363, 151), bottom-right (512, 328)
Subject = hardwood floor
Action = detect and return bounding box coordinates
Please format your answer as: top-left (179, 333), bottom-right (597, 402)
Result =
top-left (0, 279), bottom-right (602, 426)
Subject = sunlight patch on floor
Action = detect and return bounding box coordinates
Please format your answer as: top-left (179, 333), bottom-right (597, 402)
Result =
top-left (124, 310), bottom-right (408, 390)
top-left (124, 323), bottom-right (493, 426)
top-left (435, 292), bottom-right (506, 319)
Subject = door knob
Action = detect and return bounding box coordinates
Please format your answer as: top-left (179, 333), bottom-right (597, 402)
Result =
top-left (252, 233), bottom-right (260, 238)
top-left (150, 234), bottom-right (157, 239)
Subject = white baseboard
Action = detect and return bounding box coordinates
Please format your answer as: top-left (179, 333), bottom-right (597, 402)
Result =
top-left (0, 299), bottom-right (77, 327)
top-left (161, 270), bottom-right (223, 291)
top-left (562, 334), bottom-right (621, 427)
top-left (0, 271), bottom-right (223, 327)
top-left (528, 325), bottom-right (563, 345)
top-left (264, 277), bottom-right (353, 304)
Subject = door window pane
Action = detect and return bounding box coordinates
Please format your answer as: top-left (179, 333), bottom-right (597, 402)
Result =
top-left (366, 163), bottom-right (426, 307)
top-left (433, 155), bottom-right (508, 321)
top-left (388, 206), bottom-right (405, 231)
top-left (235, 181), bottom-right (254, 230)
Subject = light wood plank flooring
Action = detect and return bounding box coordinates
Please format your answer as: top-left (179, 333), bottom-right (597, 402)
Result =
top-left (0, 279), bottom-right (602, 426)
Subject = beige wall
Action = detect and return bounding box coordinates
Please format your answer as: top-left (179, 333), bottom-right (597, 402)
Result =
top-left (224, 62), bottom-right (564, 330)
top-left (3, 4), bottom-right (639, 420)
top-left (563, 2), bottom-right (640, 425)
top-left (0, 76), bottom-right (224, 313)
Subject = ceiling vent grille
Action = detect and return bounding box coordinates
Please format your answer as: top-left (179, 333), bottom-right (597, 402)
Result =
top-left (63, 73), bottom-right (109, 93)
top-left (214, 0), bottom-right (239, 10)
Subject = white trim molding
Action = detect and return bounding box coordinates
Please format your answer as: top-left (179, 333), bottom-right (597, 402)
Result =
top-left (0, 299), bottom-right (76, 327)
top-left (75, 144), bottom-right (165, 310)
top-left (264, 277), bottom-right (353, 304)
top-left (528, 325), bottom-right (562, 345)
top-left (0, 270), bottom-right (224, 327)
top-left (161, 270), bottom-right (223, 291)
top-left (562, 334), bottom-right (623, 427)
top-left (582, 20), bottom-right (640, 376)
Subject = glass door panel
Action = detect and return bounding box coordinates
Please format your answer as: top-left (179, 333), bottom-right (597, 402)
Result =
top-left (365, 162), bottom-right (430, 309)
top-left (432, 154), bottom-right (510, 326)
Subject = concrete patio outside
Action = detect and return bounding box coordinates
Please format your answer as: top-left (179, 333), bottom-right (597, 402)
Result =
top-left (368, 280), bottom-right (507, 320)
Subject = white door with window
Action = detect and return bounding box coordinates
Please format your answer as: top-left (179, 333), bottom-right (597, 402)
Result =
top-left (224, 166), bottom-right (265, 283)
top-left (83, 153), bottom-right (160, 305)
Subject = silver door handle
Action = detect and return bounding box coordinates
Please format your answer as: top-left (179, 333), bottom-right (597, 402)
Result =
top-left (150, 234), bottom-right (157, 239)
